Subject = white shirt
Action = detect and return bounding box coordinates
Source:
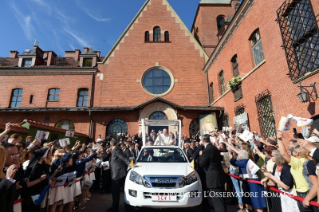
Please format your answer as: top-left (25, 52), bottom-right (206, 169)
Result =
top-left (96, 138), bottom-right (103, 143)
top-left (154, 134), bottom-right (173, 146)
top-left (22, 160), bottom-right (30, 170)
top-left (310, 148), bottom-right (317, 157)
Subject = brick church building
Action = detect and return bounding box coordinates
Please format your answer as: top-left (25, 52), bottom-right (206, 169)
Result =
top-left (0, 0), bottom-right (318, 141)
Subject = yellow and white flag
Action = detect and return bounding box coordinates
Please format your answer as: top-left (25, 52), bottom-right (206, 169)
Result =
top-left (190, 160), bottom-right (195, 169)
top-left (293, 116), bottom-right (313, 127)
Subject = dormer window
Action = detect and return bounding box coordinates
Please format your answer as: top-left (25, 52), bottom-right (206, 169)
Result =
top-left (22, 59), bottom-right (32, 67)
top-left (83, 58), bottom-right (92, 67)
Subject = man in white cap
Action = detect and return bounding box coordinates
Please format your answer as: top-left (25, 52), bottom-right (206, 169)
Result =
top-left (154, 129), bottom-right (173, 146)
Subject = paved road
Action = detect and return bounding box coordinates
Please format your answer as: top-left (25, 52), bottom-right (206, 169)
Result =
top-left (79, 191), bottom-right (239, 212)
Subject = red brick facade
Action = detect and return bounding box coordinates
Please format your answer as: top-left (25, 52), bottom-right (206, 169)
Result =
top-left (1, 0), bottom-right (318, 141)
top-left (191, 1), bottom-right (239, 55)
top-left (205, 0), bottom-right (319, 141)
top-left (0, 0), bottom-right (223, 140)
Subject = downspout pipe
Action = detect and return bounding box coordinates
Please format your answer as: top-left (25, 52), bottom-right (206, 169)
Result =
top-left (88, 72), bottom-right (95, 141)
top-left (206, 71), bottom-right (210, 105)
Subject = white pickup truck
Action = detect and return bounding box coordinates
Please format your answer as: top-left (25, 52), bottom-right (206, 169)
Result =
top-left (124, 120), bottom-right (203, 211)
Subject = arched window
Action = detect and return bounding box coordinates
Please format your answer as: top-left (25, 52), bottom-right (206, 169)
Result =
top-left (231, 55), bottom-right (240, 76)
top-left (189, 118), bottom-right (199, 138)
top-left (55, 119), bottom-right (75, 130)
top-left (10, 88), bottom-right (23, 108)
top-left (164, 31), bottom-right (169, 42)
top-left (149, 112), bottom-right (167, 120)
top-left (107, 119), bottom-right (128, 137)
top-left (218, 71), bottom-right (225, 95)
top-left (145, 31), bottom-right (150, 42)
top-left (250, 29), bottom-right (264, 66)
top-left (153, 26), bottom-right (161, 42)
top-left (217, 16), bottom-right (225, 31)
top-left (209, 83), bottom-right (214, 103)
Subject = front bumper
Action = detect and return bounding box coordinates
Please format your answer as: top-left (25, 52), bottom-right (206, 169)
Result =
top-left (124, 177), bottom-right (202, 208)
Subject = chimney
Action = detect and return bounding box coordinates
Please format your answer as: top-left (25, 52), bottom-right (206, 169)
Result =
top-left (95, 50), bottom-right (100, 57)
top-left (9, 51), bottom-right (19, 58)
top-left (74, 49), bottom-right (81, 61)
top-left (83, 47), bottom-right (89, 53)
top-left (46, 51), bottom-right (57, 66)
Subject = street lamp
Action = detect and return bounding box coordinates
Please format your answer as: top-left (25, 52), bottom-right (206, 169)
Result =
top-left (297, 82), bottom-right (318, 103)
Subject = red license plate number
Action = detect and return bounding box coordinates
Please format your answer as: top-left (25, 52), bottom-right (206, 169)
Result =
top-left (151, 195), bottom-right (177, 202)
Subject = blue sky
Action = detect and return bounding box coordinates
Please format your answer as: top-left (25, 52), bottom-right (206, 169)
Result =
top-left (0, 0), bottom-right (201, 57)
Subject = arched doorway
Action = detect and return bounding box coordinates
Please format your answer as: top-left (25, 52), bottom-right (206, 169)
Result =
top-left (148, 112), bottom-right (168, 135)
top-left (106, 119), bottom-right (128, 137)
top-left (139, 102), bottom-right (178, 133)
top-left (189, 118), bottom-right (199, 138)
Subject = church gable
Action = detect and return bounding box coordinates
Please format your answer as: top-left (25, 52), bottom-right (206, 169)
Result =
top-left (99, 0), bottom-right (208, 65)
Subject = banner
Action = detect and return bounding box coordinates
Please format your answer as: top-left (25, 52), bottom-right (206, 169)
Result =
top-left (85, 161), bottom-right (93, 170)
top-left (246, 159), bottom-right (260, 178)
top-left (67, 171), bottom-right (76, 186)
top-left (239, 130), bottom-right (254, 142)
top-left (102, 161), bottom-right (109, 171)
top-left (54, 173), bottom-right (68, 186)
top-left (95, 159), bottom-right (102, 168)
top-left (59, 138), bottom-right (70, 147)
top-left (293, 116), bottom-right (313, 127)
top-left (234, 112), bottom-right (249, 132)
top-left (278, 114), bottom-right (293, 131)
top-left (35, 130), bottom-right (50, 140)
top-left (65, 130), bottom-right (75, 137)
top-left (82, 180), bottom-right (93, 190)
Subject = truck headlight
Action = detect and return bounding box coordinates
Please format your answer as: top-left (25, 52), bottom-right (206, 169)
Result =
top-left (129, 171), bottom-right (151, 188)
top-left (177, 171), bottom-right (198, 188)
top-left (129, 171), bottom-right (143, 185)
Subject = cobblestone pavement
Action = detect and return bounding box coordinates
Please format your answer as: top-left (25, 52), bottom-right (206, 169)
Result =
top-left (79, 191), bottom-right (239, 212)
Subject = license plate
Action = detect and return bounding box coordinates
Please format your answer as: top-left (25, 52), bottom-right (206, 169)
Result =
top-left (151, 195), bottom-right (177, 202)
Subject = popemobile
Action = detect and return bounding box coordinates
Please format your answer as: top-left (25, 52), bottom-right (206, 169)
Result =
top-left (124, 119), bottom-right (203, 211)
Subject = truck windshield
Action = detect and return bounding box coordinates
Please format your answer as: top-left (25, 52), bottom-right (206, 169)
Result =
top-left (137, 148), bottom-right (188, 163)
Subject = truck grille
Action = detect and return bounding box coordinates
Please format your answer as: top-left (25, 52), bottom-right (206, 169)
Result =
top-left (152, 183), bottom-right (176, 188)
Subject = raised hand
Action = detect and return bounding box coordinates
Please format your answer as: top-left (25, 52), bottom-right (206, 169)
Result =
top-left (5, 122), bottom-right (11, 132)
top-left (6, 165), bottom-right (18, 179)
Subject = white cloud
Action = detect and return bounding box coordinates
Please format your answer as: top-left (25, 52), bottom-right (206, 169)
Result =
top-left (84, 8), bottom-right (110, 22)
top-left (55, 8), bottom-right (76, 24)
top-left (69, 44), bottom-right (76, 50)
top-left (29, 0), bottom-right (52, 14)
top-left (64, 27), bottom-right (89, 47)
top-left (9, 3), bottom-right (34, 40)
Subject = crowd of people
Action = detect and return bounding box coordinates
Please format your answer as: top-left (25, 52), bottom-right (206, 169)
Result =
top-left (1, 121), bottom-right (319, 212)
top-left (0, 123), bottom-right (138, 212)
top-left (192, 128), bottom-right (319, 212)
